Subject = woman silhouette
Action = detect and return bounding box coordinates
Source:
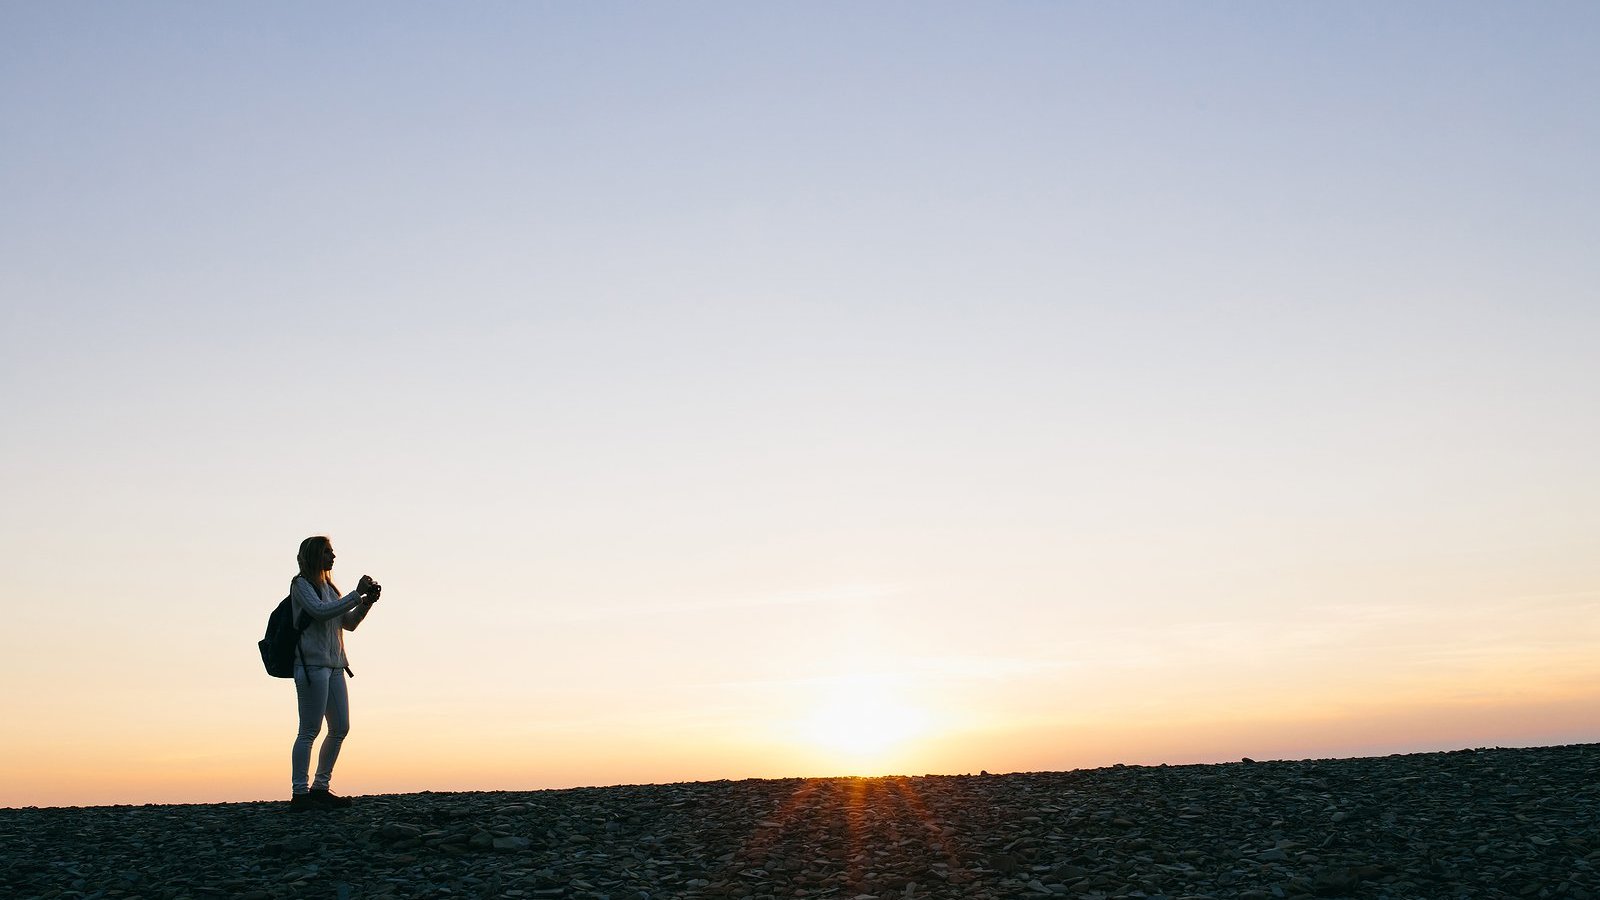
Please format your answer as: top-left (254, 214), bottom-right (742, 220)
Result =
top-left (288, 535), bottom-right (379, 810)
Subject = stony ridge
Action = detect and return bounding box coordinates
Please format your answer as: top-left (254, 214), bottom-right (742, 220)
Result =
top-left (5, 744), bottom-right (1599, 899)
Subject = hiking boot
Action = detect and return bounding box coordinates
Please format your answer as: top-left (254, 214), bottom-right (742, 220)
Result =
top-left (289, 792), bottom-right (321, 811)
top-left (309, 788), bottom-right (354, 808)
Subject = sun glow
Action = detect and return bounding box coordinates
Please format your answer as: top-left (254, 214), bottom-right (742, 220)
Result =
top-left (796, 676), bottom-right (933, 768)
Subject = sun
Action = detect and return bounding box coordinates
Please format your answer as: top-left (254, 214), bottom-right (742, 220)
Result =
top-left (797, 675), bottom-right (932, 766)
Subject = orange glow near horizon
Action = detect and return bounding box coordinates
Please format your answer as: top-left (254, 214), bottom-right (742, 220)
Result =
top-left (8, 662), bottom-right (1600, 809)
top-left (6, 588), bottom-right (1600, 810)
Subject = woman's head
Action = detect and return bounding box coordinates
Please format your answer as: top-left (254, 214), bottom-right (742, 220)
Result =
top-left (297, 536), bottom-right (336, 584)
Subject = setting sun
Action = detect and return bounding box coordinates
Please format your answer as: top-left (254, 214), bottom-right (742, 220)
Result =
top-left (795, 676), bottom-right (933, 769)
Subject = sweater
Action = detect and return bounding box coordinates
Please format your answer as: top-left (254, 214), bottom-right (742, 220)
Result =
top-left (290, 576), bottom-right (372, 669)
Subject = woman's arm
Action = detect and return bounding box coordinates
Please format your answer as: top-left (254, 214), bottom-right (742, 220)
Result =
top-left (291, 577), bottom-right (363, 622)
top-left (341, 598), bottom-right (373, 631)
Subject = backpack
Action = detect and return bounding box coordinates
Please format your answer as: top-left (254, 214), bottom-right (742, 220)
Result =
top-left (258, 577), bottom-right (314, 678)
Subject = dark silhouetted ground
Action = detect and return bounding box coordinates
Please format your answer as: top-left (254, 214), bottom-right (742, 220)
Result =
top-left (5, 744), bottom-right (1599, 899)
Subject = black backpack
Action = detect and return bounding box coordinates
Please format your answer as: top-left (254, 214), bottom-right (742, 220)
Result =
top-left (258, 577), bottom-right (314, 678)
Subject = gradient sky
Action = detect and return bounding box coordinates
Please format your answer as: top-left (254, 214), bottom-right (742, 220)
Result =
top-left (3, 2), bottom-right (1598, 808)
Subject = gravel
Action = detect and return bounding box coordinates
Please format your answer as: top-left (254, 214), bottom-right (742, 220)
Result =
top-left (5, 743), bottom-right (1599, 899)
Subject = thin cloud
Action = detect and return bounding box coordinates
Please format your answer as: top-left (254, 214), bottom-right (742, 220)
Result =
top-left (689, 655), bottom-right (1082, 692)
top-left (547, 583), bottom-right (902, 623)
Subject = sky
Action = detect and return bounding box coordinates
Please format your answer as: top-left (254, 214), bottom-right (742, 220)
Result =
top-left (2, 2), bottom-right (1598, 808)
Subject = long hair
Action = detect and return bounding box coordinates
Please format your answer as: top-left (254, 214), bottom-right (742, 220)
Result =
top-left (296, 535), bottom-right (340, 594)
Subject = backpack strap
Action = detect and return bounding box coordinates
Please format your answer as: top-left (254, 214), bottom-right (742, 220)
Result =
top-left (292, 576), bottom-right (314, 681)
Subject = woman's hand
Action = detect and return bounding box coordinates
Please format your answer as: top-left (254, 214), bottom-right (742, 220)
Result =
top-left (358, 574), bottom-right (376, 595)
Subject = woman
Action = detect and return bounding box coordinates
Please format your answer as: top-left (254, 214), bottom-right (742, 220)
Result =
top-left (289, 535), bottom-right (380, 810)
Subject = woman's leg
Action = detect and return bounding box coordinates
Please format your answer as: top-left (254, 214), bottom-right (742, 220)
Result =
top-left (291, 664), bottom-right (330, 795)
top-left (312, 668), bottom-right (350, 791)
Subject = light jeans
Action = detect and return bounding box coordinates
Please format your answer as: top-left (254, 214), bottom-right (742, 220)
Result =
top-left (291, 663), bottom-right (350, 794)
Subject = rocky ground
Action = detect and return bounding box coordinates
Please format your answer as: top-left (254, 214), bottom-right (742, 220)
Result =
top-left (4, 744), bottom-right (1599, 900)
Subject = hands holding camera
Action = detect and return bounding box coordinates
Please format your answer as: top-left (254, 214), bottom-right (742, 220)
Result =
top-left (358, 574), bottom-right (383, 604)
